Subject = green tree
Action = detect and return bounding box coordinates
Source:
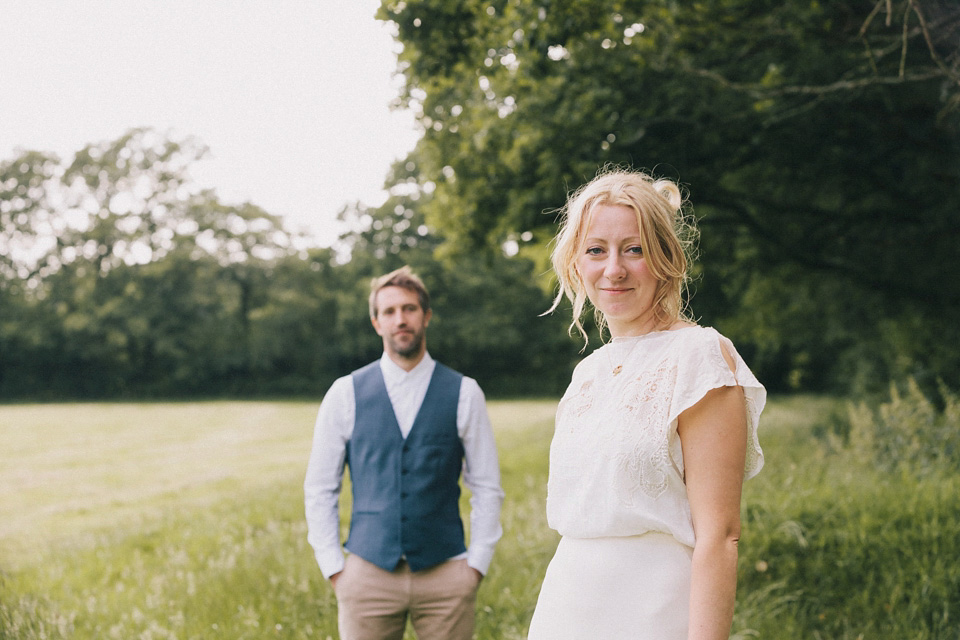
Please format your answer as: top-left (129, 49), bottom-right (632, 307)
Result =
top-left (376, 0), bottom-right (960, 391)
top-left (245, 248), bottom-right (347, 394)
top-left (0, 129), bottom-right (305, 397)
top-left (0, 149), bottom-right (63, 286)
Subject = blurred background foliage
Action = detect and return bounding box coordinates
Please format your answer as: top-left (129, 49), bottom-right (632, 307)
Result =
top-left (1, 0), bottom-right (958, 400)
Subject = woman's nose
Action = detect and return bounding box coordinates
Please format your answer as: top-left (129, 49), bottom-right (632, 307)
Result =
top-left (604, 255), bottom-right (626, 280)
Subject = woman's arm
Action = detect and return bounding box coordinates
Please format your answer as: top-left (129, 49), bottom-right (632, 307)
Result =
top-left (678, 362), bottom-right (748, 640)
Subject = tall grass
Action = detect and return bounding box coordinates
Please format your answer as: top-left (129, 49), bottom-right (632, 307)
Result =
top-left (2, 395), bottom-right (958, 639)
top-left (734, 394), bottom-right (960, 639)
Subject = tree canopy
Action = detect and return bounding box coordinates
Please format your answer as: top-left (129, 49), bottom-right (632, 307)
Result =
top-left (0, 129), bottom-right (578, 399)
top-left (376, 0), bottom-right (960, 392)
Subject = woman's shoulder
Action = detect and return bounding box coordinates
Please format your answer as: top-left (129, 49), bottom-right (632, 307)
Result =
top-left (662, 324), bottom-right (741, 375)
top-left (570, 346), bottom-right (603, 378)
top-left (651, 323), bottom-right (716, 350)
top-left (670, 324), bottom-right (733, 350)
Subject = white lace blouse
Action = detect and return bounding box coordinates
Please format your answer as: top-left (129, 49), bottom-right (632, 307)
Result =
top-left (546, 326), bottom-right (765, 547)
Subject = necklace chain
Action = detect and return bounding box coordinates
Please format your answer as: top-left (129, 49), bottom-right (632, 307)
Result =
top-left (606, 339), bottom-right (642, 376)
top-left (605, 324), bottom-right (691, 375)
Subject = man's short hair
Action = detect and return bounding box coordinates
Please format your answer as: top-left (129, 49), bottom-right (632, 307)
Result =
top-left (369, 266), bottom-right (431, 318)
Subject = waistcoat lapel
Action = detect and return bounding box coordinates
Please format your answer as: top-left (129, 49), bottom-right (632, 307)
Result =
top-left (364, 362), bottom-right (405, 439)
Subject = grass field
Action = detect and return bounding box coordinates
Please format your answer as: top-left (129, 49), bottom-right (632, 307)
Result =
top-left (1, 396), bottom-right (958, 639)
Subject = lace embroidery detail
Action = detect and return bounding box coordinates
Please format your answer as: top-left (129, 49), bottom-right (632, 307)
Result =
top-left (611, 362), bottom-right (676, 501)
top-left (557, 379), bottom-right (593, 430)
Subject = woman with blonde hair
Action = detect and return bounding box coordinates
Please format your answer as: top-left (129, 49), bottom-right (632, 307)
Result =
top-left (527, 168), bottom-right (765, 639)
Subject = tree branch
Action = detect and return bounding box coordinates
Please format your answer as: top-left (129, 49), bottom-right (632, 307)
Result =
top-left (909, 0), bottom-right (960, 87)
top-left (859, 0), bottom-right (887, 38)
top-left (682, 65), bottom-right (943, 99)
top-left (696, 191), bottom-right (950, 308)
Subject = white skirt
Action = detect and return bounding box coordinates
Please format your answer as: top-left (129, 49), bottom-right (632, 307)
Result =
top-left (527, 533), bottom-right (693, 640)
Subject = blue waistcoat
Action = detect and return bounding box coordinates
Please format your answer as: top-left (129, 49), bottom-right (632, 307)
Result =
top-left (344, 360), bottom-right (466, 572)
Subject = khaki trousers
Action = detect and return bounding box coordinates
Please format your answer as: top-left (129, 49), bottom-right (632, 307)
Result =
top-left (334, 554), bottom-right (481, 640)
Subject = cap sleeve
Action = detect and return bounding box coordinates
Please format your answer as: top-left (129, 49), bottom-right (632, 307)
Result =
top-left (668, 327), bottom-right (765, 480)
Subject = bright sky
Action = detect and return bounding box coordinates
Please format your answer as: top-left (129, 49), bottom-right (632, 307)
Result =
top-left (0, 0), bottom-right (420, 247)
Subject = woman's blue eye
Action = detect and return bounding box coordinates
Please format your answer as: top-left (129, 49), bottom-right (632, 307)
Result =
top-left (586, 247), bottom-right (603, 255)
top-left (627, 246), bottom-right (643, 255)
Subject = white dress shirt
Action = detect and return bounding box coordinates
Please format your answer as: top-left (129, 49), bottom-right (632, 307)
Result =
top-left (304, 352), bottom-right (504, 579)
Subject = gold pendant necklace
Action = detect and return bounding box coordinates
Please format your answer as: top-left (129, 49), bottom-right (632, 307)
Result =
top-left (607, 338), bottom-right (641, 376)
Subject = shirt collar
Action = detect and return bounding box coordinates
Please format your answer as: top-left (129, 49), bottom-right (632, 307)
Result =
top-left (379, 351), bottom-right (435, 384)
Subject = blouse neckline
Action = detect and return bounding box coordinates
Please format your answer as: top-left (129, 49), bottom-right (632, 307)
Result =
top-left (608, 324), bottom-right (700, 344)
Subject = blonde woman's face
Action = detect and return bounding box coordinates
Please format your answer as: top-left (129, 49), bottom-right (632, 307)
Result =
top-left (576, 204), bottom-right (660, 337)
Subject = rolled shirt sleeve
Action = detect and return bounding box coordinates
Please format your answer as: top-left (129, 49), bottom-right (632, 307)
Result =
top-left (303, 375), bottom-right (354, 579)
top-left (457, 376), bottom-right (505, 575)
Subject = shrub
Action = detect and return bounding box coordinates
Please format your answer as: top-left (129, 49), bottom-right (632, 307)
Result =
top-left (847, 378), bottom-right (960, 476)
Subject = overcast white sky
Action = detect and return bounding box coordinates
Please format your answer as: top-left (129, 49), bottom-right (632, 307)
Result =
top-left (0, 0), bottom-right (420, 247)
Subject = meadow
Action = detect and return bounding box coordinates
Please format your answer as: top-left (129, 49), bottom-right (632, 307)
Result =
top-left (1, 396), bottom-right (958, 639)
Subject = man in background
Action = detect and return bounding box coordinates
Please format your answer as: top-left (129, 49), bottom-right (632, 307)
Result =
top-left (305, 265), bottom-right (504, 640)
